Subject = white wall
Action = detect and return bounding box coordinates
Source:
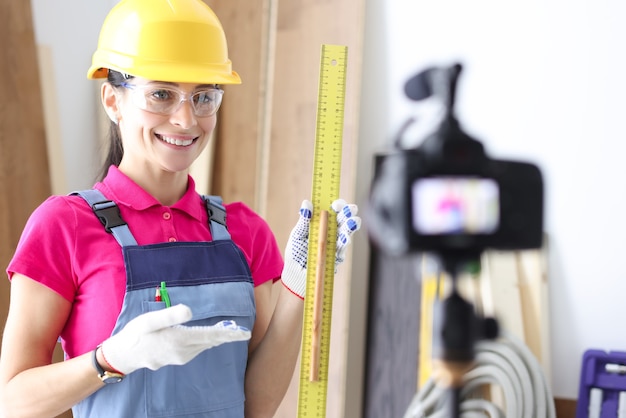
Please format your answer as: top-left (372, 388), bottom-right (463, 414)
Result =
top-left (370, 0), bottom-right (626, 399)
top-left (31, 0), bottom-right (118, 192)
top-left (31, 0), bottom-right (626, 401)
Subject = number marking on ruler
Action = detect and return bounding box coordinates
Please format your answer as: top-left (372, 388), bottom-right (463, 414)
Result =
top-left (297, 44), bottom-right (348, 418)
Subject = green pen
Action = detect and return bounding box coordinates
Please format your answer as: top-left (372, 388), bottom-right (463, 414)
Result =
top-left (160, 281), bottom-right (171, 308)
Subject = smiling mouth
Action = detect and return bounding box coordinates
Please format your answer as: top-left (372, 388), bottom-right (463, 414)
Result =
top-left (157, 134), bottom-right (196, 147)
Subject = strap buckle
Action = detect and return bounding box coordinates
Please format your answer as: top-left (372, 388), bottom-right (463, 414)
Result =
top-left (205, 199), bottom-right (227, 228)
top-left (92, 201), bottom-right (126, 233)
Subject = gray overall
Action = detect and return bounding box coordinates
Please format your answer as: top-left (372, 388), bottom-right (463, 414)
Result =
top-left (71, 189), bottom-right (255, 418)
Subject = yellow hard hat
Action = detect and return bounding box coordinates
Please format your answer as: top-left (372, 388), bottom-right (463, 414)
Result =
top-left (87, 0), bottom-right (241, 85)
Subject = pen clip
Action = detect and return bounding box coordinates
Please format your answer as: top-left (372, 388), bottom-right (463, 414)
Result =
top-left (160, 281), bottom-right (171, 308)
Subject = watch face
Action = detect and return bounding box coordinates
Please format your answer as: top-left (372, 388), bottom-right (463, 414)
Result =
top-left (102, 372), bottom-right (124, 384)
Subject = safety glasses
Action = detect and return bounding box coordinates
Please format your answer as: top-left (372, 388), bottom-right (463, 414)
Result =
top-left (120, 82), bottom-right (224, 117)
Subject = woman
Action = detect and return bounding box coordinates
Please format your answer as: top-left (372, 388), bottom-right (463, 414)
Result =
top-left (0, 0), bottom-right (360, 417)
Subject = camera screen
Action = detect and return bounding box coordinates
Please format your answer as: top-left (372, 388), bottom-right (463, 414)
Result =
top-left (411, 177), bottom-right (500, 235)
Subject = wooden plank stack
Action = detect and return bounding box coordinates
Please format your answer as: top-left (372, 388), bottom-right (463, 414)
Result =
top-left (418, 237), bottom-right (552, 391)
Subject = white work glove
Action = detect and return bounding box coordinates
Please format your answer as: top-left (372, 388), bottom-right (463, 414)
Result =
top-left (100, 304), bottom-right (251, 375)
top-left (281, 199), bottom-right (362, 299)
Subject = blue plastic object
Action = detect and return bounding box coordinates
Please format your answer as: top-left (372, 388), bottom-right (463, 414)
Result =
top-left (576, 349), bottom-right (626, 418)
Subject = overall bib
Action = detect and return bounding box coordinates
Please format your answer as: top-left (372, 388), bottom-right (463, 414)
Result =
top-left (72, 190), bottom-right (256, 418)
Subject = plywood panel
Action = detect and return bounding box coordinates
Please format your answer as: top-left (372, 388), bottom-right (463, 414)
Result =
top-left (269, 2), bottom-right (365, 417)
top-left (363, 251), bottom-right (421, 418)
top-left (268, 0), bottom-right (364, 246)
top-left (203, 1), bottom-right (365, 416)
top-left (0, 1), bottom-right (68, 417)
top-left (204, 0), bottom-right (267, 209)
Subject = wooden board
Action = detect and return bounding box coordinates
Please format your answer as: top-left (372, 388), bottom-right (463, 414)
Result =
top-left (417, 255), bottom-right (444, 389)
top-left (0, 0), bottom-right (51, 348)
top-left (516, 238), bottom-right (552, 385)
top-left (480, 244), bottom-right (551, 381)
top-left (480, 250), bottom-right (527, 342)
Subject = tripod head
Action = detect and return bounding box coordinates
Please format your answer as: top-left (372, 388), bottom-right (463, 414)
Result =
top-left (368, 63), bottom-right (544, 256)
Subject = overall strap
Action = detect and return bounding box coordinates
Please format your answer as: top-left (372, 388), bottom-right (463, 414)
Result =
top-left (202, 195), bottom-right (231, 240)
top-left (72, 190), bottom-right (231, 244)
top-left (71, 190), bottom-right (138, 247)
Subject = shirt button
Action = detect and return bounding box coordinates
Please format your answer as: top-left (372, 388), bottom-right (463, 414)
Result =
top-left (163, 212), bottom-right (171, 220)
top-left (168, 237), bottom-right (177, 242)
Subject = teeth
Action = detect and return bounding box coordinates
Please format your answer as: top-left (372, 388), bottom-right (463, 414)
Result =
top-left (160, 135), bottom-right (193, 146)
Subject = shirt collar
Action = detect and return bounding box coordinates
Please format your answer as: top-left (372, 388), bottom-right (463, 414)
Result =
top-left (95, 165), bottom-right (206, 222)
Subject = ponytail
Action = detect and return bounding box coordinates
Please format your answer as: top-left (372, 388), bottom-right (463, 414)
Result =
top-left (96, 70), bottom-right (134, 181)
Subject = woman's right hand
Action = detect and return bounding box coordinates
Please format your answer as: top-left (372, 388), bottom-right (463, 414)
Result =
top-left (101, 304), bottom-right (251, 375)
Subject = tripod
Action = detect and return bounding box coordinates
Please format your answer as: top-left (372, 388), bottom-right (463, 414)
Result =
top-left (421, 252), bottom-right (498, 418)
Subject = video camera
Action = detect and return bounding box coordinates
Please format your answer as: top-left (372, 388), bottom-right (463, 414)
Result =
top-left (368, 63), bottom-right (544, 257)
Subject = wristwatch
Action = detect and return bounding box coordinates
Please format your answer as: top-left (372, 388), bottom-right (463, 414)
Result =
top-left (92, 345), bottom-right (124, 384)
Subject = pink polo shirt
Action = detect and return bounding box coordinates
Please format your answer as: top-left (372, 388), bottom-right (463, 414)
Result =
top-left (7, 166), bottom-right (283, 359)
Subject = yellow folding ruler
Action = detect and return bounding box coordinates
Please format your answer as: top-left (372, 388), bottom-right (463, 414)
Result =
top-left (297, 44), bottom-right (348, 418)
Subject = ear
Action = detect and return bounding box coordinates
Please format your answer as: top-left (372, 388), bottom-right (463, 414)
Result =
top-left (101, 82), bottom-right (120, 124)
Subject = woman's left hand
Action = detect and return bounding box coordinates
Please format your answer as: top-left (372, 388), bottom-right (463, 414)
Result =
top-left (281, 199), bottom-right (361, 299)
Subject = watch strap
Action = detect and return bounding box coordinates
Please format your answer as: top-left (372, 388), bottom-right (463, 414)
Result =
top-left (92, 345), bottom-right (124, 384)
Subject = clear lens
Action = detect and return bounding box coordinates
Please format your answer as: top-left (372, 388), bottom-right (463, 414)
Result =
top-left (122, 83), bottom-right (223, 117)
top-left (190, 90), bottom-right (223, 116)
